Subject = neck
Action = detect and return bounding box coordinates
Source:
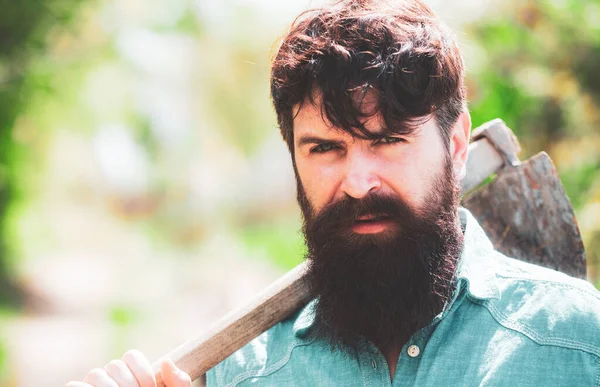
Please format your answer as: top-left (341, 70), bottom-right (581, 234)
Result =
top-left (382, 345), bottom-right (403, 381)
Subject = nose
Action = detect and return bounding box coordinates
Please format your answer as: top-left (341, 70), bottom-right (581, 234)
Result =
top-left (340, 150), bottom-right (382, 199)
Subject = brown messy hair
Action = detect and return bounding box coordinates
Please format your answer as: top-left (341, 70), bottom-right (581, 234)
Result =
top-left (270, 0), bottom-right (466, 155)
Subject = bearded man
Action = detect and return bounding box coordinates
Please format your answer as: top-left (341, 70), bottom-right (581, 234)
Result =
top-left (68, 0), bottom-right (600, 386)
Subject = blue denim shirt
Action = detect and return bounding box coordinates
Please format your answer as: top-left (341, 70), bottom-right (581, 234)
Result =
top-left (206, 209), bottom-right (600, 386)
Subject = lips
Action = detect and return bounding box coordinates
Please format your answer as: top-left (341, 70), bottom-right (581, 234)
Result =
top-left (355, 214), bottom-right (389, 223)
top-left (351, 214), bottom-right (394, 234)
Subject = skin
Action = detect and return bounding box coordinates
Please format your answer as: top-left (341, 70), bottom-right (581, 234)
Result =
top-left (293, 92), bottom-right (471, 377)
top-left (294, 93), bottom-right (471, 235)
top-left (67, 93), bottom-right (471, 386)
top-left (65, 350), bottom-right (191, 387)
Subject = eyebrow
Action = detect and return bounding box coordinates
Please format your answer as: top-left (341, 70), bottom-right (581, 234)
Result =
top-left (296, 135), bottom-right (342, 147)
top-left (296, 129), bottom-right (409, 147)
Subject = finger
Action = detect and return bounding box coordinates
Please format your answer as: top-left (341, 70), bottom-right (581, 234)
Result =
top-left (83, 368), bottom-right (119, 387)
top-left (104, 359), bottom-right (140, 387)
top-left (65, 382), bottom-right (94, 387)
top-left (121, 349), bottom-right (156, 387)
top-left (160, 358), bottom-right (191, 387)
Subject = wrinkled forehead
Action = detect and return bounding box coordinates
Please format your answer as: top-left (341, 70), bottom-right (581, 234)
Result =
top-left (294, 95), bottom-right (385, 138)
top-left (292, 87), bottom-right (428, 140)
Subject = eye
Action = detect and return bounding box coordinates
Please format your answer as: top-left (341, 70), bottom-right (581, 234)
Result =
top-left (310, 142), bottom-right (339, 153)
top-left (373, 136), bottom-right (405, 145)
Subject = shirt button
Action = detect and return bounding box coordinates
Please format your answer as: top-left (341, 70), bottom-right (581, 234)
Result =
top-left (407, 344), bottom-right (420, 358)
top-left (371, 359), bottom-right (377, 369)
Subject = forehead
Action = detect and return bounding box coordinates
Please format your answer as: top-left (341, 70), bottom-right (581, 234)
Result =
top-left (293, 90), bottom-right (389, 139)
top-left (292, 93), bottom-right (435, 142)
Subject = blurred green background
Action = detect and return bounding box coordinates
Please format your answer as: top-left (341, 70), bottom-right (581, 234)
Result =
top-left (0, 0), bottom-right (599, 385)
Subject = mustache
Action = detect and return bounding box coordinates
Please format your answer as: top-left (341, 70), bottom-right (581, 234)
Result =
top-left (304, 193), bottom-right (420, 231)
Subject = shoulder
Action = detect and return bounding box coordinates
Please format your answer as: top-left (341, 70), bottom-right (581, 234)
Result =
top-left (206, 305), bottom-right (315, 387)
top-left (477, 251), bottom-right (600, 357)
top-left (491, 252), bottom-right (600, 305)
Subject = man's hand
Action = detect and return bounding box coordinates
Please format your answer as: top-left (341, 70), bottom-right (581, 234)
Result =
top-left (65, 349), bottom-right (191, 387)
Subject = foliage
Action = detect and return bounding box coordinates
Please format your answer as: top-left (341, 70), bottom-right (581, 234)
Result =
top-left (0, 340), bottom-right (6, 385)
top-left (241, 220), bottom-right (305, 269)
top-left (0, 0), bottom-right (86, 306)
top-left (466, 0), bottom-right (600, 282)
top-left (0, 306), bottom-right (16, 382)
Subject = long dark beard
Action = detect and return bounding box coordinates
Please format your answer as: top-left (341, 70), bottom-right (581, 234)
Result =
top-left (298, 158), bottom-right (463, 353)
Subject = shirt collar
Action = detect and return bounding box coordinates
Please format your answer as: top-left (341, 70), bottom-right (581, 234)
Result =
top-left (293, 207), bottom-right (500, 338)
top-left (293, 298), bottom-right (318, 338)
top-left (454, 207), bottom-right (501, 301)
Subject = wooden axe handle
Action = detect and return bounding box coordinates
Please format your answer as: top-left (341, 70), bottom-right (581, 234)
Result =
top-left (461, 137), bottom-right (505, 195)
top-left (152, 136), bottom-right (507, 385)
top-left (152, 261), bottom-right (311, 386)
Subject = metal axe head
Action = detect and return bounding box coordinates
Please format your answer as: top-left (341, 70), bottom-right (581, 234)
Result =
top-left (462, 120), bottom-right (586, 279)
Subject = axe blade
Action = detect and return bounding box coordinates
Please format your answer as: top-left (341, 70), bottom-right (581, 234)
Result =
top-left (463, 151), bottom-right (586, 279)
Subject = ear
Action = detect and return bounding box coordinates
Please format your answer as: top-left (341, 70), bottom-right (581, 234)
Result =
top-left (449, 110), bottom-right (471, 180)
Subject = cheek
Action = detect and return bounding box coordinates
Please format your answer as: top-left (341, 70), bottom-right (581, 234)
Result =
top-left (381, 163), bottom-right (424, 207)
top-left (380, 145), bottom-right (445, 208)
top-left (295, 158), bottom-right (342, 211)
